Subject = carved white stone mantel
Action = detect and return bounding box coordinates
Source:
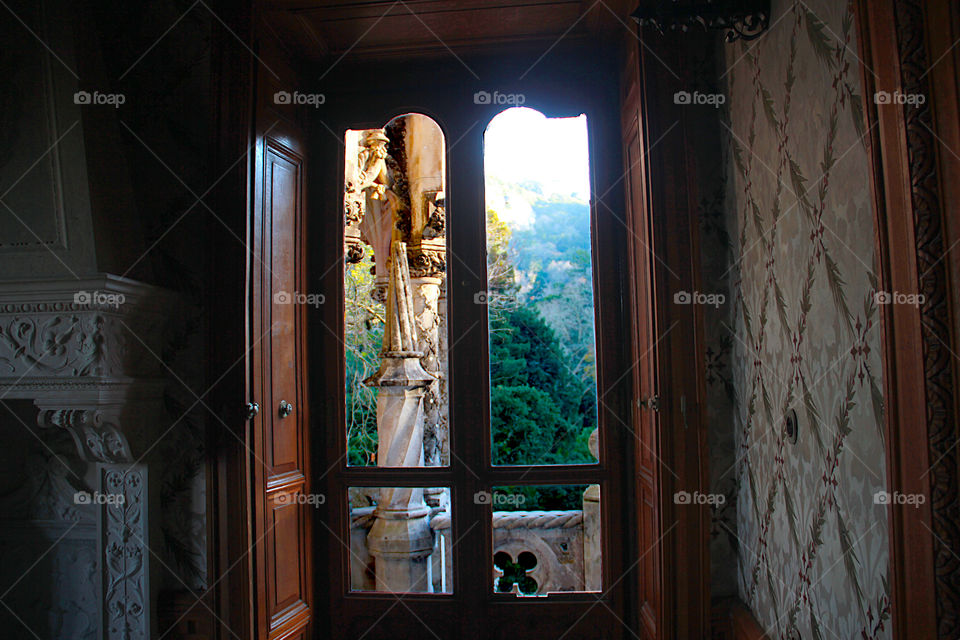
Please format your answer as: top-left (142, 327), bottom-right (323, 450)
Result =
top-left (0, 274), bottom-right (171, 640)
top-left (0, 274), bottom-right (172, 463)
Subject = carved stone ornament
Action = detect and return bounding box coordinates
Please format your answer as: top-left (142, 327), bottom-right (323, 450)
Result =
top-left (345, 241), bottom-right (365, 264)
top-left (631, 0), bottom-right (771, 41)
top-left (0, 275), bottom-right (172, 463)
top-left (407, 249), bottom-right (446, 279)
top-left (421, 191), bottom-right (446, 240)
top-left (0, 275), bottom-right (170, 381)
top-left (38, 408), bottom-right (132, 463)
top-left (100, 465), bottom-right (149, 640)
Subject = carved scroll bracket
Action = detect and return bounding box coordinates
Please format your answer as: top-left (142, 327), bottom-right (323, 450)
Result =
top-left (631, 0), bottom-right (771, 42)
top-left (29, 380), bottom-right (166, 463)
top-left (38, 407), bottom-right (131, 463)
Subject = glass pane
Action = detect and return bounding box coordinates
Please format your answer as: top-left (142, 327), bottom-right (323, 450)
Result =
top-left (348, 486), bottom-right (451, 593)
top-left (344, 114), bottom-right (448, 467)
top-left (487, 485), bottom-right (601, 594)
top-left (484, 108), bottom-right (599, 466)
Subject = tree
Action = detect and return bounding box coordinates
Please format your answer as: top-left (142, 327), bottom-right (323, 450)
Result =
top-left (489, 307), bottom-right (593, 468)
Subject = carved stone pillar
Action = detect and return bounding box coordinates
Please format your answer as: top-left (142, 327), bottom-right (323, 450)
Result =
top-left (99, 464), bottom-right (149, 640)
top-left (365, 243), bottom-right (435, 591)
top-left (412, 275), bottom-right (444, 474)
top-left (403, 114), bottom-right (447, 469)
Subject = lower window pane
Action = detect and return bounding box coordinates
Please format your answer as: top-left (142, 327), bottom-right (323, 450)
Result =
top-left (348, 486), bottom-right (451, 593)
top-left (488, 485), bottom-right (601, 595)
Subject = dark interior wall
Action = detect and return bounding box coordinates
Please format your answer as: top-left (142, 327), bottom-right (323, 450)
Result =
top-left (0, 2), bottom-right (215, 637)
top-left (688, 39), bottom-right (740, 602)
top-left (81, 0), bottom-right (213, 595)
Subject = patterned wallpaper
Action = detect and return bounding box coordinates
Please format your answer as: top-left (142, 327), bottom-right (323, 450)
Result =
top-left (710, 1), bottom-right (890, 637)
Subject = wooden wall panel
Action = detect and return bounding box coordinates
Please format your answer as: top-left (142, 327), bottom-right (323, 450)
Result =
top-left (854, 1), bottom-right (960, 637)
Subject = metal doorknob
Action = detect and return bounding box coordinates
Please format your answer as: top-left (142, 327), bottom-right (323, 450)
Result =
top-left (278, 400), bottom-right (294, 418)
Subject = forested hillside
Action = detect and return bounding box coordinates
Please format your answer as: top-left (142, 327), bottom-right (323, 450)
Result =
top-left (486, 177), bottom-right (599, 509)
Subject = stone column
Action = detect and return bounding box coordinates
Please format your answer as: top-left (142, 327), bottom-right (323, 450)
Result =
top-left (100, 464), bottom-right (150, 640)
top-left (365, 242), bottom-right (435, 591)
top-left (582, 429), bottom-right (601, 591)
top-left (413, 275), bottom-right (445, 495)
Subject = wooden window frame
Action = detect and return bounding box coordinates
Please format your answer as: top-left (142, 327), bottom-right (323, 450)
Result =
top-left (305, 47), bottom-right (642, 640)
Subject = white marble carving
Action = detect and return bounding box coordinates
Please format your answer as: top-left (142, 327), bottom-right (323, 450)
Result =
top-left (100, 465), bottom-right (148, 640)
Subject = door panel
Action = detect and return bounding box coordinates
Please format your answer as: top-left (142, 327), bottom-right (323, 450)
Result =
top-left (267, 146), bottom-right (302, 475)
top-left (622, 44), bottom-right (662, 640)
top-left (252, 47), bottom-right (312, 640)
top-left (620, 28), bottom-right (710, 639)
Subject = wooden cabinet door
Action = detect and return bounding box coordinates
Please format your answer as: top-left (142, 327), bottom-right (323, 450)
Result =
top-left (251, 52), bottom-right (312, 640)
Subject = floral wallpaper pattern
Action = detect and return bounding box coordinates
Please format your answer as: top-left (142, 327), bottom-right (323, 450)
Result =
top-left (709, 0), bottom-right (890, 637)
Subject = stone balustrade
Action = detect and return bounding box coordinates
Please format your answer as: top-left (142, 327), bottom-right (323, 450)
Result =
top-left (349, 507), bottom-right (597, 595)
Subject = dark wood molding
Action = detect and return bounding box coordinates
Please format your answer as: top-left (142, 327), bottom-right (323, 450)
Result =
top-left (207, 1), bottom-right (257, 638)
top-left (854, 1), bottom-right (960, 638)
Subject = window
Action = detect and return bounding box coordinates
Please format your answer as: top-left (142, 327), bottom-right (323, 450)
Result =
top-left (328, 99), bottom-right (630, 638)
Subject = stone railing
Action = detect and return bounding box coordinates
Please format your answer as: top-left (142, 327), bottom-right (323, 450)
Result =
top-left (349, 492), bottom-right (604, 595)
top-left (349, 503), bottom-right (602, 595)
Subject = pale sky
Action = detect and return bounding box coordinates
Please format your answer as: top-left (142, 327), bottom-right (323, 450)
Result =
top-left (483, 108), bottom-right (591, 228)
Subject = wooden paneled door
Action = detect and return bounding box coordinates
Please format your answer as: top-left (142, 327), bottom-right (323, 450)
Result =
top-left (249, 45), bottom-right (313, 640)
top-left (620, 39), bottom-right (665, 640)
top-left (619, 28), bottom-right (711, 640)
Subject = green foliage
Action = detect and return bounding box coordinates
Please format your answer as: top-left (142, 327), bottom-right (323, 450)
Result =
top-left (496, 484), bottom-right (592, 513)
top-left (494, 551), bottom-right (538, 594)
top-left (345, 252), bottom-right (382, 466)
top-left (496, 187), bottom-right (599, 398)
top-left (490, 307), bottom-right (596, 451)
top-left (490, 385), bottom-right (569, 465)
